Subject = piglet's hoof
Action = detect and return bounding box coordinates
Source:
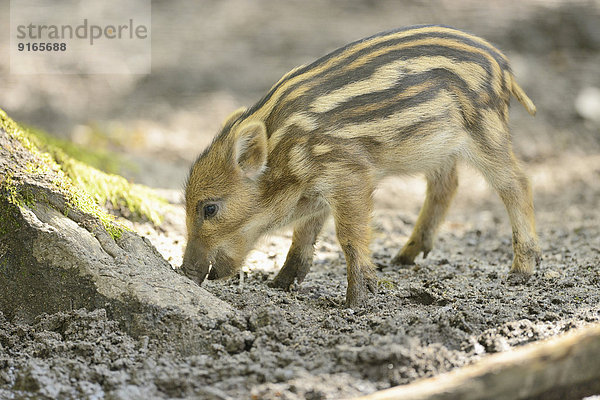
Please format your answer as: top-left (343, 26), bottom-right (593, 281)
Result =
top-left (268, 277), bottom-right (293, 291)
top-left (345, 273), bottom-right (377, 308)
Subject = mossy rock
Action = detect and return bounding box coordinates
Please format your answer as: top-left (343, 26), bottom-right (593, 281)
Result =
top-left (0, 109), bottom-right (165, 236)
top-left (0, 109), bottom-right (232, 353)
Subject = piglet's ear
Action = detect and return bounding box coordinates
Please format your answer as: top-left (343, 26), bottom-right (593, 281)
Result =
top-left (234, 121), bottom-right (267, 179)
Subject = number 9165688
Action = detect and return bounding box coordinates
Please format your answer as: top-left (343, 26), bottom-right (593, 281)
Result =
top-left (18, 42), bottom-right (67, 51)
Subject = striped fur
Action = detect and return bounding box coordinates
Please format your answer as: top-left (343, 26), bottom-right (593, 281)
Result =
top-left (182, 25), bottom-right (540, 308)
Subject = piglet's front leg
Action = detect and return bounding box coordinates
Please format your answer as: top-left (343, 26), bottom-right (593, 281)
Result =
top-left (270, 210), bottom-right (329, 290)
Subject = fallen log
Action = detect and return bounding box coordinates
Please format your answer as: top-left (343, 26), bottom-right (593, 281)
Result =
top-left (354, 324), bottom-right (600, 400)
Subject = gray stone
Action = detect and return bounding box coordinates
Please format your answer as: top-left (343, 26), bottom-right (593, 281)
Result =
top-left (0, 126), bottom-right (232, 354)
top-left (575, 86), bottom-right (600, 123)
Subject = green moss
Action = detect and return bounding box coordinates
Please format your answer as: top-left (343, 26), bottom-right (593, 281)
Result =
top-left (0, 172), bottom-right (34, 208)
top-left (22, 124), bottom-right (132, 175)
top-left (0, 110), bottom-right (40, 154)
top-left (378, 279), bottom-right (396, 290)
top-left (0, 109), bottom-right (166, 239)
top-left (0, 202), bottom-right (18, 238)
top-left (53, 150), bottom-right (164, 226)
top-left (0, 172), bottom-right (35, 237)
top-left (0, 191), bottom-right (21, 238)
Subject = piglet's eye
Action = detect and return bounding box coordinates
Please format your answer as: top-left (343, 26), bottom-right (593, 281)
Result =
top-left (203, 204), bottom-right (218, 219)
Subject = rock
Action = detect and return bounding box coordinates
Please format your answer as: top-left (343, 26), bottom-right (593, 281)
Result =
top-left (0, 121), bottom-right (233, 354)
top-left (544, 269), bottom-right (560, 279)
top-left (575, 86), bottom-right (600, 123)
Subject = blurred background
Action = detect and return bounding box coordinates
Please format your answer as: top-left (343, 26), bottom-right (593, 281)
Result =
top-left (1, 0), bottom-right (599, 190)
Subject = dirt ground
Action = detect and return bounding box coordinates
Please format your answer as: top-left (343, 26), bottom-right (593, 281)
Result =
top-left (1, 1), bottom-right (600, 399)
top-left (5, 154), bottom-right (600, 400)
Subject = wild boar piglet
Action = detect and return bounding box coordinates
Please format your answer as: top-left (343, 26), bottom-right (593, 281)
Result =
top-left (181, 25), bottom-right (541, 307)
